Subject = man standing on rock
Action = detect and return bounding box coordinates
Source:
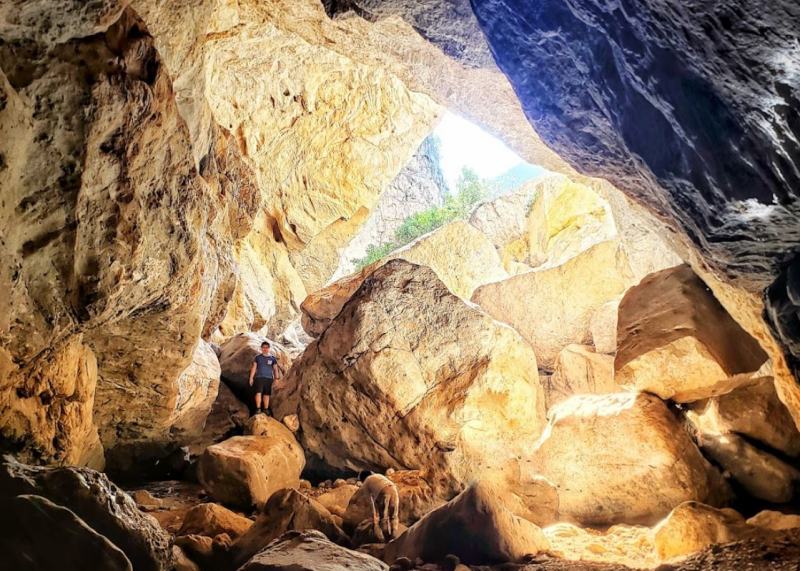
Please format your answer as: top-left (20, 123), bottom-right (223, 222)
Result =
top-left (248, 341), bottom-right (283, 416)
top-left (359, 470), bottom-right (401, 542)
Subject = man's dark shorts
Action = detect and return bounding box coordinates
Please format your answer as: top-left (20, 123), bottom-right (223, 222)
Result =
top-left (253, 376), bottom-right (274, 396)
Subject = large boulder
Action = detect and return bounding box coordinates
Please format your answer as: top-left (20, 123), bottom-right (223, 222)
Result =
top-left (238, 530), bottom-right (387, 571)
top-left (528, 393), bottom-right (729, 526)
top-left (472, 240), bottom-right (635, 367)
top-left (178, 503), bottom-right (253, 539)
top-left (275, 260), bottom-right (546, 497)
top-left (688, 377), bottom-right (800, 457)
top-left (614, 264), bottom-right (768, 402)
top-left (696, 432), bottom-right (799, 504)
top-left (197, 419), bottom-right (305, 510)
top-left (301, 220), bottom-right (508, 336)
top-left (545, 344), bottom-right (616, 410)
top-left (342, 471), bottom-right (442, 532)
top-left (747, 511), bottom-right (800, 531)
top-left (384, 481), bottom-right (549, 565)
top-left (0, 494), bottom-right (134, 571)
top-left (316, 484), bottom-right (360, 519)
top-left (232, 488), bottom-right (349, 568)
top-left (0, 456), bottom-right (172, 571)
top-left (653, 502), bottom-right (758, 562)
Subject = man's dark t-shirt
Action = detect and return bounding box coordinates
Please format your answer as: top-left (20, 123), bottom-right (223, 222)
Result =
top-left (254, 354), bottom-right (278, 379)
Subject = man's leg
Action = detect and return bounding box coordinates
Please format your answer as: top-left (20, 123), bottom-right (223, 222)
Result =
top-left (254, 391), bottom-right (262, 414)
top-left (262, 394), bottom-right (270, 414)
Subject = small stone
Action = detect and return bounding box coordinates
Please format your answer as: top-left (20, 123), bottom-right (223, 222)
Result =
top-left (298, 479), bottom-right (312, 490)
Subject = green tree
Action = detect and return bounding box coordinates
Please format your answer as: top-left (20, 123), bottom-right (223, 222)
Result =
top-left (352, 166), bottom-right (489, 270)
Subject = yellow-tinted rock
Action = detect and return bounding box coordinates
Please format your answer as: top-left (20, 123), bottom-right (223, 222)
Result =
top-left (384, 481), bottom-right (549, 565)
top-left (277, 260), bottom-right (545, 497)
top-left (653, 502), bottom-right (754, 562)
top-left (688, 377), bottom-right (800, 457)
top-left (543, 522), bottom-right (657, 569)
top-left (529, 393), bottom-right (729, 526)
top-left (615, 264), bottom-right (768, 402)
top-left (472, 240), bottom-right (634, 367)
top-left (545, 344), bottom-right (616, 410)
top-left (0, 337), bottom-right (103, 468)
top-left (167, 340), bottom-right (221, 440)
top-left (301, 220), bottom-right (507, 336)
top-left (747, 510), bottom-right (800, 531)
top-left (197, 422), bottom-right (305, 510)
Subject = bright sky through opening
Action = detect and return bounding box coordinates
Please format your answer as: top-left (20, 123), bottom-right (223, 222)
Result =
top-left (434, 110), bottom-right (530, 191)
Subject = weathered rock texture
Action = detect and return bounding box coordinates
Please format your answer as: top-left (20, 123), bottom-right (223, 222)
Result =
top-left (239, 530), bottom-right (387, 571)
top-left (0, 456), bottom-right (172, 571)
top-left (528, 393), bottom-right (729, 526)
top-left (472, 240), bottom-right (634, 367)
top-left (276, 260), bottom-right (545, 496)
top-left (301, 219), bottom-right (507, 336)
top-left (688, 377), bottom-right (800, 458)
top-left (545, 345), bottom-right (615, 410)
top-left (466, 0), bottom-right (800, 427)
top-left (384, 480), bottom-right (549, 564)
top-left (336, 134), bottom-right (448, 276)
top-left (197, 420), bottom-right (305, 510)
top-left (232, 488), bottom-right (349, 568)
top-left (0, 494), bottom-right (134, 571)
top-left (615, 265), bottom-right (768, 402)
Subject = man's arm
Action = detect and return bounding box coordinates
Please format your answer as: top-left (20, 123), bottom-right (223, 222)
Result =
top-left (249, 362), bottom-right (256, 386)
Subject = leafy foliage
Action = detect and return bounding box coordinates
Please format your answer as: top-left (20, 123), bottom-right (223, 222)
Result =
top-left (352, 167), bottom-right (487, 269)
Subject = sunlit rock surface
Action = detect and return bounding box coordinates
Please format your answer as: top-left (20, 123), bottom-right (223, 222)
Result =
top-left (384, 480), bottom-right (549, 565)
top-left (473, 240), bottom-right (634, 367)
top-left (545, 344), bottom-right (615, 410)
top-left (276, 260), bottom-right (545, 496)
top-left (615, 265), bottom-right (768, 402)
top-left (198, 425), bottom-right (305, 510)
top-left (335, 135), bottom-right (448, 277)
top-left (653, 502), bottom-right (760, 562)
top-left (688, 377), bottom-right (800, 458)
top-left (301, 220), bottom-right (508, 335)
top-left (528, 393), bottom-right (729, 526)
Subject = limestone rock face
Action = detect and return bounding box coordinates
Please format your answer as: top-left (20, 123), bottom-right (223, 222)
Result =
top-left (168, 340), bottom-right (221, 440)
top-left (239, 530), bottom-right (388, 571)
top-left (0, 336), bottom-right (103, 468)
top-left (472, 240), bottom-right (634, 367)
top-left (232, 489), bottom-right (349, 568)
top-left (0, 6), bottom-right (257, 463)
top-left (590, 300), bottom-right (619, 355)
top-left (0, 456), bottom-right (172, 571)
top-left (384, 481), bottom-right (549, 565)
top-left (688, 377), bottom-right (800, 458)
top-left (301, 220), bottom-right (507, 336)
top-left (178, 503), bottom-right (253, 539)
top-left (336, 135), bottom-right (448, 276)
top-left (545, 345), bottom-right (615, 410)
top-left (697, 432), bottom-right (800, 504)
top-left (653, 502), bottom-right (756, 562)
top-left (529, 393), bottom-right (729, 526)
top-left (197, 422), bottom-right (305, 509)
top-left (0, 494), bottom-right (134, 571)
top-left (276, 260), bottom-right (545, 496)
top-left (615, 265), bottom-right (769, 402)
